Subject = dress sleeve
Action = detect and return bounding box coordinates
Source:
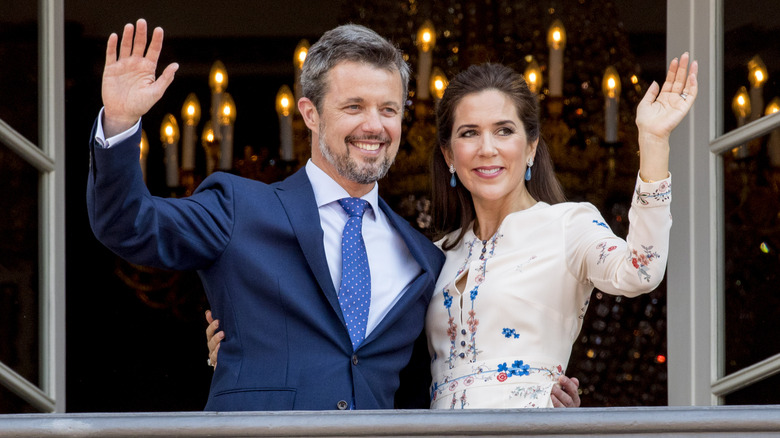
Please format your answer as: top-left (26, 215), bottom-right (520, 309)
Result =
top-left (565, 173), bottom-right (672, 297)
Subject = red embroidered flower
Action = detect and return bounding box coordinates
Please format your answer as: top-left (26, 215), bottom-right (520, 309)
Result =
top-left (608, 246), bottom-right (617, 251)
top-left (632, 258), bottom-right (639, 269)
top-left (497, 372), bottom-right (508, 382)
top-left (449, 381), bottom-right (459, 391)
top-left (465, 376), bottom-right (475, 386)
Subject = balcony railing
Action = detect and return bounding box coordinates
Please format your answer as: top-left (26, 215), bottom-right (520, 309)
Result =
top-left (2, 405), bottom-right (780, 437)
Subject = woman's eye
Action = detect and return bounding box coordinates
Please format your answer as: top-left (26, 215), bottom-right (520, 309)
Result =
top-left (497, 127), bottom-right (514, 136)
top-left (460, 130), bottom-right (476, 138)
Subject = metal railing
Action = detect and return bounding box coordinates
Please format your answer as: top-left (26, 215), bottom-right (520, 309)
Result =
top-left (2, 405), bottom-right (780, 437)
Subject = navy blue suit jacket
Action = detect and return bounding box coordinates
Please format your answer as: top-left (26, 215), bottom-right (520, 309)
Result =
top-left (87, 123), bottom-right (444, 410)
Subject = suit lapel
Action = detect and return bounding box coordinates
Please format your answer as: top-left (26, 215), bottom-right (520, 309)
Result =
top-left (275, 169), bottom-right (345, 325)
top-left (362, 198), bottom-right (439, 345)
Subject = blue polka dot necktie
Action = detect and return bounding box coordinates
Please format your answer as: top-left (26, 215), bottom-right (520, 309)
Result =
top-left (337, 197), bottom-right (371, 350)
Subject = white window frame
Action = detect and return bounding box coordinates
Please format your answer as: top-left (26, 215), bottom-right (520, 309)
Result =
top-left (666, 0), bottom-right (780, 406)
top-left (0, 0), bottom-right (66, 413)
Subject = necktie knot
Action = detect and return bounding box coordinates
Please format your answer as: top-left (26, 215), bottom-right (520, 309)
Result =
top-left (338, 197), bottom-right (369, 219)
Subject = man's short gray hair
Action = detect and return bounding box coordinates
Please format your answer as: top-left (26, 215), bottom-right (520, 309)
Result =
top-left (300, 24), bottom-right (411, 111)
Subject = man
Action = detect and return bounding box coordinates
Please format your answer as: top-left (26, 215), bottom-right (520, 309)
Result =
top-left (88, 19), bottom-right (580, 410)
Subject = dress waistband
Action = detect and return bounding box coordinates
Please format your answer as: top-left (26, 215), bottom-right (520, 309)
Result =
top-left (430, 358), bottom-right (563, 402)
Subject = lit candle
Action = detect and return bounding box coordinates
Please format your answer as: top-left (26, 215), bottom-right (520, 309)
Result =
top-left (731, 86), bottom-right (752, 158)
top-left (748, 55), bottom-right (767, 123)
top-left (416, 20), bottom-right (436, 100)
top-left (602, 66), bottom-right (621, 143)
top-left (209, 61), bottom-right (228, 141)
top-left (139, 130), bottom-right (149, 183)
top-left (293, 40), bottom-right (309, 110)
top-left (160, 114), bottom-right (180, 187)
top-left (201, 121), bottom-right (218, 175)
top-left (181, 93), bottom-right (201, 171)
top-left (766, 97), bottom-right (780, 167)
top-left (546, 19), bottom-right (566, 98)
top-left (218, 93), bottom-right (236, 170)
top-left (429, 67), bottom-right (448, 105)
top-left (524, 57), bottom-right (542, 96)
top-left (276, 85), bottom-right (294, 161)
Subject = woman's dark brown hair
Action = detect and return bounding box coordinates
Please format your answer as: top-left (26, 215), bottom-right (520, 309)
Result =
top-left (431, 63), bottom-right (566, 250)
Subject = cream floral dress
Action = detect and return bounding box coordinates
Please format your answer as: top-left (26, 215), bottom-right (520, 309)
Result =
top-left (426, 174), bottom-right (672, 409)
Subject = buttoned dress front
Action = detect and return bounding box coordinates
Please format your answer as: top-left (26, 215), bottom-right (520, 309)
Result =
top-left (426, 175), bottom-right (672, 409)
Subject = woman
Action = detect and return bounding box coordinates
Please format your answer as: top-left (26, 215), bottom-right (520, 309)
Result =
top-left (425, 54), bottom-right (696, 408)
top-left (206, 54), bottom-right (697, 408)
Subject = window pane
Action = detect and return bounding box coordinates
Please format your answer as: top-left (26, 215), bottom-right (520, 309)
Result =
top-left (0, 384), bottom-right (39, 414)
top-left (0, 2), bottom-right (39, 145)
top-left (0, 142), bottom-right (40, 392)
top-left (722, 131), bottom-right (780, 374)
top-left (723, 0), bottom-right (780, 134)
top-left (724, 370), bottom-right (780, 405)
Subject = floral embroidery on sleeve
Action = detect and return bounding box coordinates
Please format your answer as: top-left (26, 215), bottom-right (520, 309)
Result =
top-left (631, 245), bottom-right (662, 282)
top-left (635, 181), bottom-right (671, 205)
top-left (596, 242), bottom-right (618, 265)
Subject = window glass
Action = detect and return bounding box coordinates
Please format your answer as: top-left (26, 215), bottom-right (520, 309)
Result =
top-left (722, 131), bottom-right (780, 375)
top-left (724, 369), bottom-right (780, 405)
top-left (0, 142), bottom-right (40, 399)
top-left (0, 385), bottom-right (39, 414)
top-left (0, 2), bottom-right (39, 146)
top-left (723, 0), bottom-right (780, 134)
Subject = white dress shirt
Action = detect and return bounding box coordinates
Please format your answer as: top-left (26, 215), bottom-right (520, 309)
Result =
top-left (305, 160), bottom-right (420, 336)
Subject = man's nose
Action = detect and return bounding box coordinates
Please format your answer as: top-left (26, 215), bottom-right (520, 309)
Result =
top-left (361, 110), bottom-right (383, 133)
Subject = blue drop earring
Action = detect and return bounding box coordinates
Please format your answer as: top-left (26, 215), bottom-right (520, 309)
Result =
top-left (525, 158), bottom-right (533, 181)
top-left (449, 163), bottom-right (457, 187)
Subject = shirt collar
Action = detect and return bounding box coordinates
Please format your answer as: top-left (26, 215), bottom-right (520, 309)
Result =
top-left (305, 159), bottom-right (380, 221)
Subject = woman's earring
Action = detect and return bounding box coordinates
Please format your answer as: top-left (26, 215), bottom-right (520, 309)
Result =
top-left (525, 158), bottom-right (534, 181)
top-left (449, 163), bottom-right (457, 187)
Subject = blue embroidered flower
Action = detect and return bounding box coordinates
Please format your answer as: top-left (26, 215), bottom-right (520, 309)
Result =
top-left (469, 287), bottom-right (479, 300)
top-left (497, 362), bottom-right (509, 373)
top-left (593, 219), bottom-right (609, 229)
top-left (502, 328), bottom-right (521, 339)
top-left (443, 291), bottom-right (453, 308)
top-left (510, 360), bottom-right (531, 376)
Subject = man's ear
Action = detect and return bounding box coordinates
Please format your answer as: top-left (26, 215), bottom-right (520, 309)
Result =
top-left (298, 97), bottom-right (319, 133)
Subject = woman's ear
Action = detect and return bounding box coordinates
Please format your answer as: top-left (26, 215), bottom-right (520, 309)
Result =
top-left (528, 138), bottom-right (539, 162)
top-left (441, 145), bottom-right (454, 165)
top-left (298, 97), bottom-right (319, 133)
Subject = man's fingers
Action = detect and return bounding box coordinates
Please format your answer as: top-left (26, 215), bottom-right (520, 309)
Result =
top-left (105, 33), bottom-right (118, 67)
top-left (118, 23), bottom-right (134, 59)
top-left (132, 19), bottom-right (148, 57)
top-left (146, 27), bottom-right (165, 65)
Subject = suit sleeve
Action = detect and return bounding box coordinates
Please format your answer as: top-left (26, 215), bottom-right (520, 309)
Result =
top-left (87, 119), bottom-right (234, 270)
top-left (565, 173), bottom-right (672, 297)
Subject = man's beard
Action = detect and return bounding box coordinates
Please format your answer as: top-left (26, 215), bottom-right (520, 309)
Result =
top-left (318, 121), bottom-right (395, 185)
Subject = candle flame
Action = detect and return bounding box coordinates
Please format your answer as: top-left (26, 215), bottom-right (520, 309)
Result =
top-left (552, 30), bottom-right (561, 43)
top-left (528, 72), bottom-right (537, 84)
top-left (207, 131), bottom-right (214, 142)
top-left (738, 95), bottom-right (745, 106)
top-left (165, 125), bottom-right (174, 136)
top-left (607, 77), bottom-right (616, 90)
top-left (187, 105), bottom-right (196, 116)
top-left (215, 72), bottom-right (224, 84)
top-left (755, 70), bottom-right (764, 83)
top-left (281, 97), bottom-right (289, 108)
